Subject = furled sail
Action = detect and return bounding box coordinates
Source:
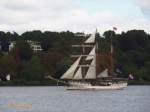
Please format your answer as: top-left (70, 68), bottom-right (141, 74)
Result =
top-left (86, 46), bottom-right (95, 60)
top-left (97, 69), bottom-right (108, 78)
top-left (61, 56), bottom-right (81, 79)
top-left (73, 67), bottom-right (82, 79)
top-left (84, 59), bottom-right (96, 79)
top-left (85, 33), bottom-right (95, 43)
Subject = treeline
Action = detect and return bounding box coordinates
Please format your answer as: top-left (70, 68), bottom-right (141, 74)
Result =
top-left (0, 30), bottom-right (150, 84)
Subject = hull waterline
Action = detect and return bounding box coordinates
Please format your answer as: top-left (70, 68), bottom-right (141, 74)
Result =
top-left (67, 82), bottom-right (127, 90)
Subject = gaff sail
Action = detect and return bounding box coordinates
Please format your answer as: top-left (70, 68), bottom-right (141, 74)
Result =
top-left (85, 33), bottom-right (95, 43)
top-left (73, 67), bottom-right (82, 79)
top-left (61, 56), bottom-right (81, 79)
top-left (97, 69), bottom-right (108, 78)
top-left (84, 58), bottom-right (96, 79)
top-left (86, 46), bottom-right (95, 60)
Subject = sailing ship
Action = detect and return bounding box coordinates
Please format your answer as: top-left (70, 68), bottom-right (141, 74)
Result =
top-left (60, 30), bottom-right (128, 90)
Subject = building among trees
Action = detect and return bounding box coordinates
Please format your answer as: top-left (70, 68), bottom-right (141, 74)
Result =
top-left (8, 40), bottom-right (43, 52)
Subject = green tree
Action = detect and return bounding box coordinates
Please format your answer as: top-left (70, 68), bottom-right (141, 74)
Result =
top-left (12, 40), bottom-right (33, 61)
top-left (0, 53), bottom-right (21, 81)
top-left (0, 54), bottom-right (10, 80)
top-left (20, 56), bottom-right (45, 81)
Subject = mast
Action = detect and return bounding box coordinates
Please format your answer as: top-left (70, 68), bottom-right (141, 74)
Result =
top-left (84, 29), bottom-right (97, 79)
top-left (109, 27), bottom-right (116, 76)
top-left (82, 36), bottom-right (86, 80)
top-left (95, 30), bottom-right (98, 78)
top-left (61, 30), bottom-right (97, 80)
top-left (109, 31), bottom-right (113, 76)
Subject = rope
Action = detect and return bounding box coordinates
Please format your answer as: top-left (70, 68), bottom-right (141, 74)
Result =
top-left (45, 76), bottom-right (69, 85)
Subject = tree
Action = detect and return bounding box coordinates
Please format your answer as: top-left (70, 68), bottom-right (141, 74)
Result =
top-left (12, 40), bottom-right (33, 61)
top-left (20, 56), bottom-right (45, 81)
top-left (40, 52), bottom-right (62, 77)
top-left (0, 53), bottom-right (21, 81)
top-left (0, 54), bottom-right (10, 81)
top-left (0, 31), bottom-right (10, 52)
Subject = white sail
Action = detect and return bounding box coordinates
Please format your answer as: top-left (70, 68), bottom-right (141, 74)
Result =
top-left (86, 46), bottom-right (95, 60)
top-left (73, 67), bottom-right (82, 79)
top-left (85, 33), bottom-right (95, 43)
top-left (97, 69), bottom-right (108, 78)
top-left (61, 56), bottom-right (81, 79)
top-left (85, 59), bottom-right (96, 79)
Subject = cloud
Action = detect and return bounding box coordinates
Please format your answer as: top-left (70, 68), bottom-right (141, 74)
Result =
top-left (0, 0), bottom-right (150, 34)
top-left (0, 0), bottom-right (116, 33)
top-left (135, 0), bottom-right (150, 18)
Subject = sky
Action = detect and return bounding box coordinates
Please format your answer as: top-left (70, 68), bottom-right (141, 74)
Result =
top-left (0, 0), bottom-right (150, 34)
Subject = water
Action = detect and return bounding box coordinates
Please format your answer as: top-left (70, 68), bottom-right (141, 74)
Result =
top-left (0, 86), bottom-right (150, 112)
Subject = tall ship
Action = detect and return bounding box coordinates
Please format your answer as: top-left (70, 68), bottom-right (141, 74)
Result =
top-left (60, 30), bottom-right (128, 90)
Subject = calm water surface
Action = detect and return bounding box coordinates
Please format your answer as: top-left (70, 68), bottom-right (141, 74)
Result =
top-left (0, 86), bottom-right (150, 112)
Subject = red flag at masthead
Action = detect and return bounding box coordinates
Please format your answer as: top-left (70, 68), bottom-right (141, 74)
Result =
top-left (113, 27), bottom-right (117, 31)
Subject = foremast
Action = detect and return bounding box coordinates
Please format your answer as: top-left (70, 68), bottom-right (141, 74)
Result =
top-left (61, 30), bottom-right (98, 80)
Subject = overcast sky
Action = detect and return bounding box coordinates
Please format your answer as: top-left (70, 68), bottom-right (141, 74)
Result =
top-left (0, 0), bottom-right (150, 34)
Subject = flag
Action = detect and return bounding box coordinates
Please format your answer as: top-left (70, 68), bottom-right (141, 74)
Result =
top-left (129, 74), bottom-right (134, 80)
top-left (113, 27), bottom-right (117, 31)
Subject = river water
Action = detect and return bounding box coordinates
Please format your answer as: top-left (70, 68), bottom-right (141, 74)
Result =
top-left (0, 86), bottom-right (150, 112)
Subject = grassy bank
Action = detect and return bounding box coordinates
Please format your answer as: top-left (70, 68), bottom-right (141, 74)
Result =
top-left (0, 80), bottom-right (65, 86)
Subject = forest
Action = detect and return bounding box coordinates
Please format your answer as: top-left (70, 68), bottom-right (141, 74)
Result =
top-left (0, 29), bottom-right (150, 85)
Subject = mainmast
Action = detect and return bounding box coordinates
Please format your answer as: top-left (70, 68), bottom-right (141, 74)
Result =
top-left (109, 31), bottom-right (113, 76)
top-left (95, 29), bottom-right (98, 78)
top-left (109, 27), bottom-right (117, 76)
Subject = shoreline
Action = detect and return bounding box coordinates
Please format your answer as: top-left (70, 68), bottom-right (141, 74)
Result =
top-left (0, 80), bottom-right (150, 86)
